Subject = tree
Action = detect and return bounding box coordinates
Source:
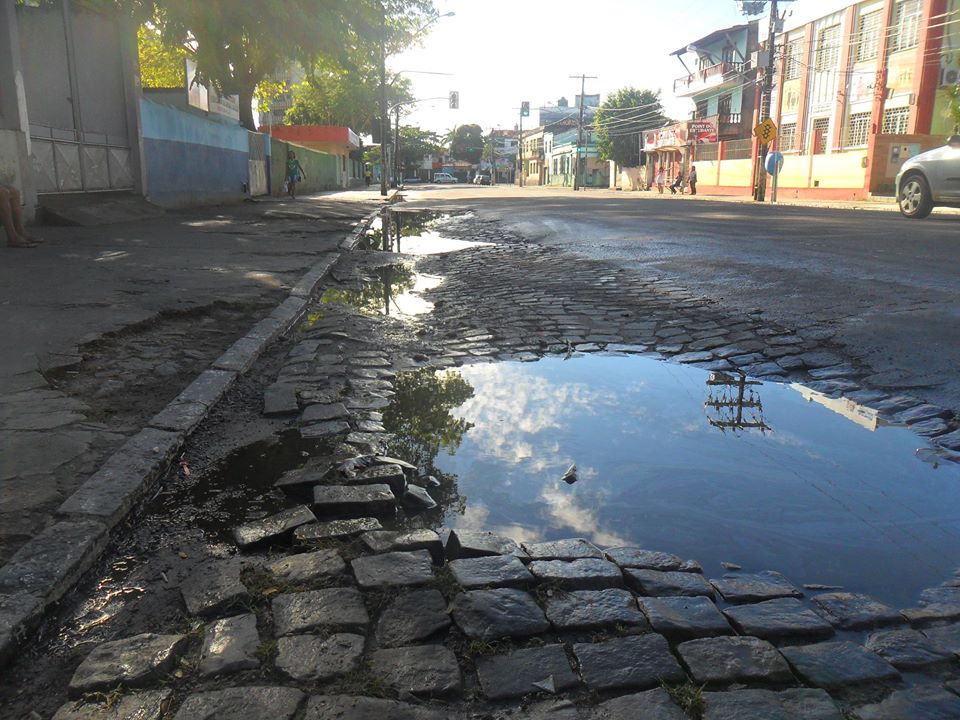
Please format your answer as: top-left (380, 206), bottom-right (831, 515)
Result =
top-left (285, 54), bottom-right (413, 134)
top-left (397, 126), bottom-right (442, 173)
top-left (137, 24), bottom-right (186, 88)
top-left (947, 83), bottom-right (960, 133)
top-left (447, 124), bottom-right (484, 163)
top-left (138, 0), bottom-right (436, 131)
top-left (594, 87), bottom-right (669, 167)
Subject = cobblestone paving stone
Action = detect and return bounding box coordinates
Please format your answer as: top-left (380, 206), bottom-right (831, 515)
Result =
top-left (10, 209), bottom-right (960, 719)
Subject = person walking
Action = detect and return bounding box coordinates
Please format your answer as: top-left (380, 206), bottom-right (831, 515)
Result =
top-left (655, 168), bottom-right (665, 194)
top-left (285, 150), bottom-right (306, 199)
top-left (0, 184), bottom-right (38, 248)
top-left (688, 165), bottom-right (698, 195)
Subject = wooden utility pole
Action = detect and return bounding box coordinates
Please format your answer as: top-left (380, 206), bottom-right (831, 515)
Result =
top-left (378, 2), bottom-right (388, 197)
top-left (704, 372), bottom-right (771, 432)
top-left (570, 74), bottom-right (597, 191)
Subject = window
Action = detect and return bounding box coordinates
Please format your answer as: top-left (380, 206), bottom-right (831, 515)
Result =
top-left (881, 106), bottom-right (910, 134)
top-left (855, 10), bottom-right (882, 62)
top-left (695, 100), bottom-right (708, 119)
top-left (784, 39), bottom-right (804, 80)
top-left (846, 112), bottom-right (871, 146)
top-left (892, 0), bottom-right (921, 52)
top-left (779, 123), bottom-right (797, 151)
top-left (811, 117), bottom-right (830, 153)
top-left (814, 25), bottom-right (840, 73)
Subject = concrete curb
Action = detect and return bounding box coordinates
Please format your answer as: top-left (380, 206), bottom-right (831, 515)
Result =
top-left (0, 208), bottom-right (381, 667)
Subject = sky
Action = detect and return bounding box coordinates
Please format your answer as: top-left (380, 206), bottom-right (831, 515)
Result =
top-left (389, 0), bottom-right (847, 134)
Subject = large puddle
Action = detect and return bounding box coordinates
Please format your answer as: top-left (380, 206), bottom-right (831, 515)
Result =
top-left (383, 354), bottom-right (960, 607)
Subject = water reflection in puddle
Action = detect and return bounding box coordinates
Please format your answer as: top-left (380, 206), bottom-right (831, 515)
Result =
top-left (384, 354), bottom-right (960, 606)
top-left (358, 209), bottom-right (489, 255)
top-left (320, 263), bottom-right (439, 317)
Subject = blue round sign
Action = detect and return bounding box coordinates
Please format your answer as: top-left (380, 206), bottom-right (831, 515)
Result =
top-left (765, 151), bottom-right (784, 175)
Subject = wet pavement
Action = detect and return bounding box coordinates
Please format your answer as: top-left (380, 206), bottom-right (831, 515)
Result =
top-left (3, 203), bottom-right (960, 719)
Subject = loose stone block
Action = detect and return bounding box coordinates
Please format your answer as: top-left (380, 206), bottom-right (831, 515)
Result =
top-left (855, 684), bottom-right (960, 720)
top-left (780, 641), bottom-right (900, 688)
top-left (677, 636), bottom-right (793, 685)
top-left (369, 645), bottom-right (463, 698)
top-left (263, 382), bottom-right (299, 417)
top-left (69, 633), bottom-right (188, 695)
top-left (198, 614), bottom-right (259, 677)
top-left (811, 592), bottom-right (902, 630)
top-left (901, 602), bottom-right (960, 625)
top-left (272, 587), bottom-right (369, 636)
top-left (638, 596), bottom-right (734, 639)
top-left (593, 688), bottom-right (687, 720)
top-left (523, 538), bottom-right (602, 561)
top-left (710, 571), bottom-right (802, 604)
top-left (446, 529), bottom-right (526, 560)
top-left (626, 569), bottom-right (716, 598)
top-left (361, 529), bottom-right (444, 562)
top-left (233, 505), bottom-right (317, 548)
top-left (302, 402), bottom-right (349, 423)
top-left (603, 547), bottom-right (683, 571)
top-left (52, 690), bottom-right (172, 720)
top-left (921, 621), bottom-right (960, 654)
top-left (864, 628), bottom-right (953, 669)
top-left (545, 588), bottom-right (649, 631)
top-left (351, 550), bottom-right (434, 589)
top-left (302, 695), bottom-right (450, 720)
top-left (528, 558), bottom-right (623, 590)
top-left (264, 549), bottom-right (345, 583)
top-left (402, 484), bottom-right (438, 511)
top-left (301, 419), bottom-right (351, 439)
top-left (702, 688), bottom-right (843, 720)
top-left (376, 589), bottom-right (451, 648)
top-left (449, 555), bottom-right (535, 589)
top-left (352, 464), bottom-right (408, 495)
top-left (173, 687), bottom-right (305, 720)
top-left (723, 598), bottom-right (834, 640)
top-left (274, 464), bottom-right (329, 491)
top-left (573, 634), bottom-right (685, 692)
top-left (451, 588), bottom-right (550, 640)
top-left (294, 517), bottom-right (381, 542)
top-left (275, 633), bottom-right (364, 681)
top-left (313, 484), bottom-right (396, 516)
top-left (476, 644), bottom-right (580, 700)
top-left (180, 558), bottom-right (248, 616)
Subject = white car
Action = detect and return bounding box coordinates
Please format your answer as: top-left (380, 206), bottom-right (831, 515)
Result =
top-left (433, 172), bottom-right (458, 184)
top-left (896, 134), bottom-right (960, 218)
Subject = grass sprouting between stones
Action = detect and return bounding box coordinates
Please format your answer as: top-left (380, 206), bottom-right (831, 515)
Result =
top-left (664, 679), bottom-right (706, 719)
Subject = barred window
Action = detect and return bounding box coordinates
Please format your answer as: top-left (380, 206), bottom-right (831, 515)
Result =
top-left (855, 11), bottom-right (882, 62)
top-left (882, 106), bottom-right (910, 134)
top-left (892, 0), bottom-right (921, 52)
top-left (846, 112), bottom-right (872, 146)
top-left (811, 117), bottom-right (830, 154)
top-left (815, 25), bottom-right (840, 73)
top-left (784, 39), bottom-right (804, 80)
top-left (779, 123), bottom-right (797, 151)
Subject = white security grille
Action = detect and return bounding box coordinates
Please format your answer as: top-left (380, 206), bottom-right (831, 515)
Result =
top-left (882, 106), bottom-right (910, 134)
top-left (846, 112), bottom-right (871, 146)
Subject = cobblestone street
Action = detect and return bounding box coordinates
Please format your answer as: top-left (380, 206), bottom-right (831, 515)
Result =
top-left (2, 205), bottom-right (960, 719)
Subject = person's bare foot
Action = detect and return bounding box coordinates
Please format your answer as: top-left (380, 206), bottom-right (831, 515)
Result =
top-left (7, 235), bottom-right (37, 248)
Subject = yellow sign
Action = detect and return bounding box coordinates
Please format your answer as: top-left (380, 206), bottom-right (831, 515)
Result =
top-left (753, 118), bottom-right (778, 144)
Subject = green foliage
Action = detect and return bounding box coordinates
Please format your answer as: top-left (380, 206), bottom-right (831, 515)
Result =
top-left (447, 124), bottom-right (484, 163)
top-left (398, 126), bottom-right (442, 172)
top-left (285, 55), bottom-right (413, 134)
top-left (947, 84), bottom-right (960, 133)
top-left (594, 87), bottom-right (668, 167)
top-left (137, 24), bottom-right (186, 88)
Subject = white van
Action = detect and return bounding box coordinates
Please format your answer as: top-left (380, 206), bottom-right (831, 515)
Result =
top-left (433, 172), bottom-right (458, 184)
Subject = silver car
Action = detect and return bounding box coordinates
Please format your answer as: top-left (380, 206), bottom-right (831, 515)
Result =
top-left (896, 135), bottom-right (960, 218)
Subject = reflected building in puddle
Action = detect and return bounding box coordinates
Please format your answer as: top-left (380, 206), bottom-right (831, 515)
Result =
top-left (704, 372), bottom-right (771, 434)
top-left (792, 384), bottom-right (884, 432)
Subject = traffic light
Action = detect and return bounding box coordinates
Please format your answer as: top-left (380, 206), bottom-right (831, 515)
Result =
top-left (449, 91), bottom-right (459, 109)
top-left (521, 101), bottom-right (530, 117)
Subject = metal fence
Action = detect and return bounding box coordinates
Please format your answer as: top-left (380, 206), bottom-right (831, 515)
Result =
top-left (724, 138), bottom-right (754, 160)
top-left (694, 143), bottom-right (719, 162)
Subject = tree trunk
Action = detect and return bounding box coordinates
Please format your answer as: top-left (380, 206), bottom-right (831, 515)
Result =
top-left (239, 83), bottom-right (257, 131)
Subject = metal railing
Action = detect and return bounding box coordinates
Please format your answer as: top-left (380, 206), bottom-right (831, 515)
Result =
top-left (724, 138), bottom-right (753, 160)
top-left (694, 143), bottom-right (720, 161)
top-left (673, 61), bottom-right (747, 92)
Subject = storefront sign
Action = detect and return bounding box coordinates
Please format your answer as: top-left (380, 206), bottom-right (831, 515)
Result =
top-left (644, 123), bottom-right (688, 150)
top-left (687, 118), bottom-right (718, 143)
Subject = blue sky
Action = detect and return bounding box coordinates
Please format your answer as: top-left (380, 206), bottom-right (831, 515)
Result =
top-left (390, 0), bottom-right (847, 134)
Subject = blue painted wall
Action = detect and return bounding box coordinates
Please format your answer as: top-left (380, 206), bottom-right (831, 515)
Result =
top-left (140, 98), bottom-right (249, 207)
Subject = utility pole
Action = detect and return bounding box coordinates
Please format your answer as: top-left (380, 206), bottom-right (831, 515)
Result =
top-left (570, 74), bottom-right (596, 191)
top-left (704, 372), bottom-right (771, 433)
top-left (754, 0), bottom-right (778, 202)
top-left (378, 2), bottom-right (388, 197)
top-left (394, 105), bottom-right (401, 187)
top-left (518, 110), bottom-right (524, 187)
top-left (489, 127), bottom-right (496, 185)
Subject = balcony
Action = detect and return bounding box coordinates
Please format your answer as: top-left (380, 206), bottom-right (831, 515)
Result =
top-left (674, 61), bottom-right (747, 97)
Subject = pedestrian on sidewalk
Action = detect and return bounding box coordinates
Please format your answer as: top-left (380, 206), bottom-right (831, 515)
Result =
top-left (688, 165), bottom-right (698, 195)
top-left (0, 184), bottom-right (38, 248)
top-left (655, 168), bottom-right (665, 194)
top-left (286, 150), bottom-right (306, 199)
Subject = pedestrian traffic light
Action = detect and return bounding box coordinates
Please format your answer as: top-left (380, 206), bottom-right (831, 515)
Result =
top-left (521, 101), bottom-right (530, 117)
top-left (449, 91), bottom-right (459, 109)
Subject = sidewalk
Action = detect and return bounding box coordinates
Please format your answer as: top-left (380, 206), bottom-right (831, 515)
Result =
top-left (0, 191), bottom-right (382, 567)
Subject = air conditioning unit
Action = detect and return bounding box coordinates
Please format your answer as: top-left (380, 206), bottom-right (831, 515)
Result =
top-left (941, 51), bottom-right (960, 87)
top-left (751, 49), bottom-right (771, 68)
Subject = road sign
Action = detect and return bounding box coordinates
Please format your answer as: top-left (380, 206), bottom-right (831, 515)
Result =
top-left (765, 151), bottom-right (784, 175)
top-left (753, 118), bottom-right (777, 144)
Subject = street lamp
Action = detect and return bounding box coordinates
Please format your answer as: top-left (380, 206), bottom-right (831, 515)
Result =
top-left (379, 9), bottom-right (454, 196)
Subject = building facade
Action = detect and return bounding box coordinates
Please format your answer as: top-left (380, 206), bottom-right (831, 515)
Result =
top-left (545, 126), bottom-right (609, 187)
top-left (518, 127), bottom-right (546, 185)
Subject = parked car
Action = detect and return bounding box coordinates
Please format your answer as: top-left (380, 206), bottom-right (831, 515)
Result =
top-left (402, 177), bottom-right (422, 184)
top-left (896, 135), bottom-right (960, 218)
top-left (473, 173), bottom-right (491, 185)
top-left (433, 172), bottom-right (458, 184)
